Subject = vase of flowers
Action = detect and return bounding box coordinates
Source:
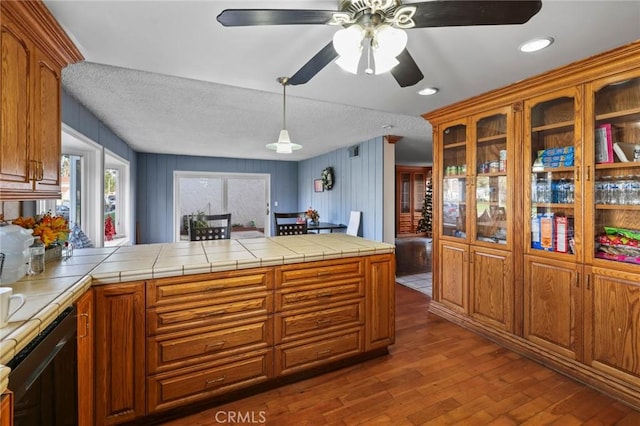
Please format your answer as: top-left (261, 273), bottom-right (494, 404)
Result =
top-left (306, 207), bottom-right (319, 225)
top-left (12, 212), bottom-right (70, 261)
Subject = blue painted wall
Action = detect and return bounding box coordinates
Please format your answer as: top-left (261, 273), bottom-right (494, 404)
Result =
top-left (61, 90), bottom-right (138, 241)
top-left (137, 153), bottom-right (298, 243)
top-left (298, 137), bottom-right (385, 241)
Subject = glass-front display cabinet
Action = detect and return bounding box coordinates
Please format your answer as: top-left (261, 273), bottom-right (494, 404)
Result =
top-left (471, 109), bottom-right (512, 248)
top-left (524, 87), bottom-right (582, 261)
top-left (441, 121), bottom-right (468, 240)
top-left (586, 72), bottom-right (640, 268)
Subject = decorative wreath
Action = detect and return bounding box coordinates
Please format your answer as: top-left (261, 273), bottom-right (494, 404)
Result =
top-left (321, 167), bottom-right (334, 190)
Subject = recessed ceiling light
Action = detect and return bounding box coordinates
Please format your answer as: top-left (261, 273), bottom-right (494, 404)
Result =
top-left (382, 124), bottom-right (394, 129)
top-left (418, 87), bottom-right (439, 96)
top-left (519, 37), bottom-right (554, 53)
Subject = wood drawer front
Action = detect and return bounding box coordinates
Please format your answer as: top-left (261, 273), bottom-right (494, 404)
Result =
top-left (275, 328), bottom-right (363, 376)
top-left (148, 350), bottom-right (273, 413)
top-left (147, 269), bottom-right (273, 307)
top-left (275, 278), bottom-right (364, 312)
top-left (147, 292), bottom-right (272, 335)
top-left (275, 300), bottom-right (364, 343)
top-left (277, 258), bottom-right (364, 289)
top-left (148, 318), bottom-right (273, 374)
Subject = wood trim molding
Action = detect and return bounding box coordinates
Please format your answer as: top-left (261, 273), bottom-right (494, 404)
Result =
top-left (1, 0), bottom-right (84, 66)
top-left (385, 135), bottom-right (403, 144)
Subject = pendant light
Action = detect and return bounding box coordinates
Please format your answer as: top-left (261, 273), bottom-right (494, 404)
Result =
top-left (266, 77), bottom-right (302, 154)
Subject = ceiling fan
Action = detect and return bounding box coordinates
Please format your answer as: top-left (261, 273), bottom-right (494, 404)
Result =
top-left (217, 0), bottom-right (543, 88)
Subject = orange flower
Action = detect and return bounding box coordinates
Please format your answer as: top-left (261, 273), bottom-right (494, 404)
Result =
top-left (12, 212), bottom-right (69, 248)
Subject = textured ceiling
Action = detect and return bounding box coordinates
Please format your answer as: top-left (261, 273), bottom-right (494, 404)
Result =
top-left (47, 1), bottom-right (640, 164)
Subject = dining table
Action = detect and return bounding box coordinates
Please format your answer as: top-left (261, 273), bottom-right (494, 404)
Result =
top-left (307, 222), bottom-right (347, 233)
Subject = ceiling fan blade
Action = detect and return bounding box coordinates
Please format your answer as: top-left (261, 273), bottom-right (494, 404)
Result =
top-left (217, 9), bottom-right (336, 26)
top-left (288, 41), bottom-right (339, 86)
top-left (391, 49), bottom-right (424, 88)
top-left (411, 0), bottom-right (542, 28)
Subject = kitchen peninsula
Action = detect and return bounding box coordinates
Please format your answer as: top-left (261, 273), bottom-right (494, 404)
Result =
top-left (0, 233), bottom-right (395, 425)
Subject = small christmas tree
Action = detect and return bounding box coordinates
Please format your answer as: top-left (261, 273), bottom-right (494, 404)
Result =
top-left (417, 174), bottom-right (432, 236)
top-left (105, 216), bottom-right (116, 241)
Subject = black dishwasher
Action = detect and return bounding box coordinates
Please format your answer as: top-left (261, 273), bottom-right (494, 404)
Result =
top-left (7, 305), bottom-right (78, 426)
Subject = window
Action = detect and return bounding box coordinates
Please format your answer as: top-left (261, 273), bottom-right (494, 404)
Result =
top-left (104, 150), bottom-right (130, 246)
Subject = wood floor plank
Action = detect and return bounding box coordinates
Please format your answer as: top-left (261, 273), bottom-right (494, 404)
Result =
top-left (161, 285), bottom-right (639, 425)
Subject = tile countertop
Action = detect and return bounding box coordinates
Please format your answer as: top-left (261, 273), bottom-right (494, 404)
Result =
top-left (0, 233), bottom-right (394, 394)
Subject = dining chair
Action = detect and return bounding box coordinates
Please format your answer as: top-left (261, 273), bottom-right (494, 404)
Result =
top-left (346, 211), bottom-right (362, 237)
top-left (189, 213), bottom-right (231, 240)
top-left (274, 212), bottom-right (307, 235)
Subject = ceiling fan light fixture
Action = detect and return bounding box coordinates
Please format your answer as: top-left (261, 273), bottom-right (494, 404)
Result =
top-left (333, 25), bottom-right (365, 74)
top-left (371, 24), bottom-right (407, 74)
top-left (373, 24), bottom-right (407, 58)
top-left (519, 36), bottom-right (554, 53)
top-left (373, 50), bottom-right (399, 75)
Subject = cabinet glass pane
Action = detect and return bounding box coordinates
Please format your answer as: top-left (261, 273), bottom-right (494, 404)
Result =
top-left (442, 124), bottom-right (467, 238)
top-left (475, 114), bottom-right (507, 244)
top-left (593, 77), bottom-right (640, 266)
top-left (529, 97), bottom-right (576, 255)
top-left (400, 173), bottom-right (410, 213)
top-left (413, 173), bottom-right (425, 213)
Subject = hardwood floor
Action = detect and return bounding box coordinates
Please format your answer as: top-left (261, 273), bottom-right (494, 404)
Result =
top-left (161, 285), bottom-right (640, 425)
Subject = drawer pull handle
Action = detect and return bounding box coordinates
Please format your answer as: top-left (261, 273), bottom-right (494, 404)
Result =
top-left (317, 349), bottom-right (332, 359)
top-left (205, 341), bottom-right (226, 351)
top-left (317, 271), bottom-right (332, 277)
top-left (205, 376), bottom-right (225, 387)
top-left (318, 291), bottom-right (332, 298)
top-left (203, 309), bottom-right (226, 317)
top-left (79, 313), bottom-right (90, 338)
top-left (316, 318), bottom-right (332, 326)
top-left (205, 286), bottom-right (224, 292)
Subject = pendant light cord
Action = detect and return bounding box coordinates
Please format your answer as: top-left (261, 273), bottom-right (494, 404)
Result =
top-left (282, 82), bottom-right (287, 130)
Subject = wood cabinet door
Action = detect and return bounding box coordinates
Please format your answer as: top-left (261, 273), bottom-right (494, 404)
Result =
top-left (524, 256), bottom-right (582, 360)
top-left (94, 282), bottom-right (146, 425)
top-left (32, 47), bottom-right (61, 195)
top-left (584, 267), bottom-right (640, 387)
top-left (76, 289), bottom-right (94, 426)
top-left (438, 241), bottom-right (469, 315)
top-left (0, 18), bottom-right (31, 192)
top-left (365, 254), bottom-right (395, 350)
top-left (469, 246), bottom-right (514, 332)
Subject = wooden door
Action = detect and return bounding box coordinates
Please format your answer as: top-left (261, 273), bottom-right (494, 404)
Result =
top-left (469, 246), bottom-right (514, 332)
top-left (584, 266), bottom-right (640, 387)
top-left (524, 256), bottom-right (582, 360)
top-left (76, 289), bottom-right (94, 426)
top-left (438, 240), bottom-right (469, 314)
top-left (94, 282), bottom-right (146, 425)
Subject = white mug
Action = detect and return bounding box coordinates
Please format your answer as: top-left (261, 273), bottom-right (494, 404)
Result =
top-left (0, 287), bottom-right (26, 328)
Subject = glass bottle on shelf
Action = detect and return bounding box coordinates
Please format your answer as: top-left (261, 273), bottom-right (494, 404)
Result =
top-left (474, 112), bottom-right (508, 246)
top-left (589, 74), bottom-right (640, 266)
top-left (441, 122), bottom-right (467, 239)
top-left (524, 89), bottom-right (580, 258)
